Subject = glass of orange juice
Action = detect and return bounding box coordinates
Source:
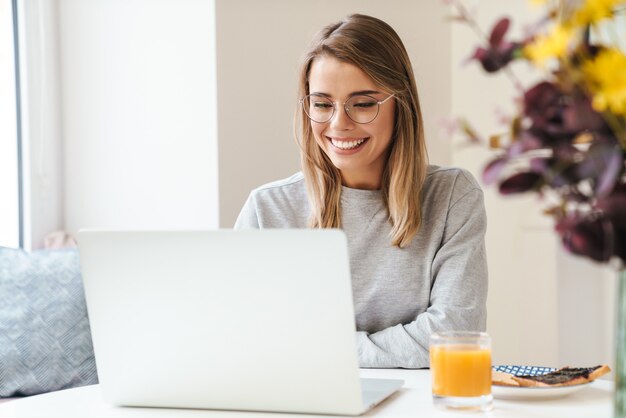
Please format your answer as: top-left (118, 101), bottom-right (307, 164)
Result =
top-left (429, 331), bottom-right (493, 411)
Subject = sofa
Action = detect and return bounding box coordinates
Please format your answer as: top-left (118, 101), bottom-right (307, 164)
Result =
top-left (0, 247), bottom-right (98, 399)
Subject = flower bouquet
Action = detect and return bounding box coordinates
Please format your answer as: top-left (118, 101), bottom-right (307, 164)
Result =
top-left (449, 0), bottom-right (625, 265)
top-left (446, 0), bottom-right (626, 414)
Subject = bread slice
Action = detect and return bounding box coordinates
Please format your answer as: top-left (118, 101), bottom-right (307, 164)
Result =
top-left (511, 365), bottom-right (611, 388)
top-left (492, 370), bottom-right (519, 387)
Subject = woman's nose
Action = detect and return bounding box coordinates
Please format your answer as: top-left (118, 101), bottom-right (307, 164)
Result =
top-left (329, 105), bottom-right (355, 130)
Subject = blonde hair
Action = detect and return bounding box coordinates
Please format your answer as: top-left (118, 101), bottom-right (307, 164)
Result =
top-left (295, 14), bottom-right (428, 248)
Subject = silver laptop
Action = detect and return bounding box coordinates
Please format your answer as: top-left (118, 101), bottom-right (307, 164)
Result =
top-left (78, 229), bottom-right (403, 415)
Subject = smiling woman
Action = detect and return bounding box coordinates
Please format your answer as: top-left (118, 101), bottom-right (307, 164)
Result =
top-left (234, 14), bottom-right (488, 369)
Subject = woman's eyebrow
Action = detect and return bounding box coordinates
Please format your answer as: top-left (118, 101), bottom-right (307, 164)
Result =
top-left (309, 90), bottom-right (382, 97)
top-left (309, 92), bottom-right (332, 97)
top-left (351, 90), bottom-right (381, 96)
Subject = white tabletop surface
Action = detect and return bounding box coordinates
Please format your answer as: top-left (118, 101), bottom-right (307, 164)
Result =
top-left (0, 369), bottom-right (613, 418)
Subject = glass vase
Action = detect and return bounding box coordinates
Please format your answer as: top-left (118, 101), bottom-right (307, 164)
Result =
top-left (616, 269), bottom-right (626, 418)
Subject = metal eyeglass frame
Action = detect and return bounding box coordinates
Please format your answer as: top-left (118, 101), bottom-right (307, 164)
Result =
top-left (300, 93), bottom-right (396, 124)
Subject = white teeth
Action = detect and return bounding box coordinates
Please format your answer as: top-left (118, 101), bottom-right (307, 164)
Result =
top-left (330, 138), bottom-right (367, 150)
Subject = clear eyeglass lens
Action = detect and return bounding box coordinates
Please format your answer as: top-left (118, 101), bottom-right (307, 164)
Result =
top-left (346, 95), bottom-right (379, 124)
top-left (304, 95), bottom-right (335, 123)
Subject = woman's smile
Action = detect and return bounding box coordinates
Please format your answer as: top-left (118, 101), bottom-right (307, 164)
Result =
top-left (327, 136), bottom-right (370, 152)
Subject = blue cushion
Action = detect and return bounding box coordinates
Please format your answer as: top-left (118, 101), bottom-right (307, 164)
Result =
top-left (0, 247), bottom-right (98, 396)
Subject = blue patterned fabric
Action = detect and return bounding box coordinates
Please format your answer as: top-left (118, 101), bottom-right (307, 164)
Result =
top-left (493, 365), bottom-right (557, 376)
top-left (0, 247), bottom-right (98, 397)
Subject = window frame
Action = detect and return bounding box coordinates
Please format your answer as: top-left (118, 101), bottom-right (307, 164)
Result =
top-left (0, 0), bottom-right (23, 249)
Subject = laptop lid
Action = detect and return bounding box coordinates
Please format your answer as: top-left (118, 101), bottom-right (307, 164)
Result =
top-left (78, 229), bottom-right (367, 415)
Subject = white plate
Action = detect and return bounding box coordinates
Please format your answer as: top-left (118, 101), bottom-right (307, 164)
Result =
top-left (492, 382), bottom-right (591, 400)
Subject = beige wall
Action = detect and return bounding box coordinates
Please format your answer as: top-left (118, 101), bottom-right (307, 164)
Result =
top-left (216, 0), bottom-right (451, 227)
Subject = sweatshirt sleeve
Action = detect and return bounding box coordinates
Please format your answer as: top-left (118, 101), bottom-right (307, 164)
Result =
top-left (356, 185), bottom-right (488, 368)
top-left (233, 193), bottom-right (260, 229)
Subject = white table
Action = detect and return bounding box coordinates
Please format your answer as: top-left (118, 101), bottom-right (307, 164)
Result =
top-left (0, 369), bottom-right (613, 417)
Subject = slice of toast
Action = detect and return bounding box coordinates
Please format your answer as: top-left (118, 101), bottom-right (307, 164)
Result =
top-left (492, 370), bottom-right (519, 387)
top-left (511, 365), bottom-right (611, 388)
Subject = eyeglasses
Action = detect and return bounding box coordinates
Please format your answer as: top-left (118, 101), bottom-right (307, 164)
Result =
top-left (300, 93), bottom-right (395, 124)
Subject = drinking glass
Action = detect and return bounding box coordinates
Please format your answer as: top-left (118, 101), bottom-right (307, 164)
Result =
top-left (429, 331), bottom-right (493, 411)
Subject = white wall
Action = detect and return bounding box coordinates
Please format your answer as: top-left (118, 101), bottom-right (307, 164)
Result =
top-left (216, 0), bottom-right (451, 227)
top-left (59, 0), bottom-right (219, 234)
top-left (557, 251), bottom-right (617, 369)
top-left (17, 0), bottom-right (64, 250)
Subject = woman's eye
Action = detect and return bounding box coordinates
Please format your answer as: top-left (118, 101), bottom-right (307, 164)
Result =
top-left (313, 102), bottom-right (333, 109)
top-left (353, 102), bottom-right (376, 108)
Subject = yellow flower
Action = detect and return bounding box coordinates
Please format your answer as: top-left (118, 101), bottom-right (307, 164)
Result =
top-left (572, 0), bottom-right (626, 26)
top-left (583, 48), bottom-right (626, 115)
top-left (524, 24), bottom-right (574, 66)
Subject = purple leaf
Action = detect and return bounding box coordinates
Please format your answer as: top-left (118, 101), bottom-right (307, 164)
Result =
top-left (524, 82), bottom-right (611, 142)
top-left (524, 82), bottom-right (562, 130)
top-left (482, 157), bottom-right (508, 185)
top-left (507, 132), bottom-right (542, 157)
top-left (552, 142), bottom-right (579, 160)
top-left (468, 19), bottom-right (521, 73)
top-left (562, 95), bottom-right (607, 132)
top-left (489, 18), bottom-right (511, 47)
top-left (596, 145), bottom-right (624, 198)
top-left (499, 172), bottom-right (542, 194)
top-left (598, 184), bottom-right (626, 228)
top-left (575, 137), bottom-right (625, 197)
top-left (556, 216), bottom-right (614, 262)
top-left (529, 157), bottom-right (549, 174)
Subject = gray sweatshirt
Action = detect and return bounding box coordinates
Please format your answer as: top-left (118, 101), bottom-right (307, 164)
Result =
top-left (234, 165), bottom-right (488, 368)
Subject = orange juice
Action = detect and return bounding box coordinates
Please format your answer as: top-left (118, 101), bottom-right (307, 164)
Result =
top-left (430, 344), bottom-right (491, 397)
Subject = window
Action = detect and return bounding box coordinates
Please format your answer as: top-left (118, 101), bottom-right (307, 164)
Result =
top-left (0, 0), bottom-right (22, 248)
